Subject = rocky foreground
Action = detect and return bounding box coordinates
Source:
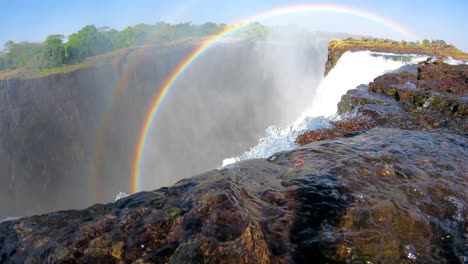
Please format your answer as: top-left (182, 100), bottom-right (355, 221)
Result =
top-left (1, 60), bottom-right (467, 263)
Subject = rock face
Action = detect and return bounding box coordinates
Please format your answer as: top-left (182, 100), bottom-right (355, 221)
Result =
top-left (0, 44), bottom-right (195, 217)
top-left (325, 39), bottom-right (468, 75)
top-left (0, 59), bottom-right (467, 263)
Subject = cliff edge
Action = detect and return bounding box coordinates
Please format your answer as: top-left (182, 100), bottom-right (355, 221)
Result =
top-left (324, 38), bottom-right (468, 75)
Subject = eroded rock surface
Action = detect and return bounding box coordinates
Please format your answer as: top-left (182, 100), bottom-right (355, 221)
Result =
top-left (0, 127), bottom-right (467, 263)
top-left (299, 60), bottom-right (467, 147)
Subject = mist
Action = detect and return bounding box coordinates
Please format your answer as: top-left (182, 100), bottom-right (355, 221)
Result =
top-left (139, 29), bottom-right (334, 190)
top-left (0, 28), bottom-right (350, 219)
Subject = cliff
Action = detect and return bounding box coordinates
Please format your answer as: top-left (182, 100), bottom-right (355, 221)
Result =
top-left (0, 43), bottom-right (196, 217)
top-left (0, 38), bottom-right (329, 218)
top-left (0, 58), bottom-right (466, 263)
top-left (324, 38), bottom-right (468, 75)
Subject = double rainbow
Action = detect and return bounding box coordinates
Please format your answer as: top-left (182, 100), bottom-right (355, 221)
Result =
top-left (90, 3), bottom-right (419, 199)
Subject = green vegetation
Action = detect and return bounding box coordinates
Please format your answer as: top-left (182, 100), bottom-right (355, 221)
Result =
top-left (0, 22), bottom-right (229, 75)
top-left (325, 38), bottom-right (468, 75)
top-left (0, 20), bottom-right (461, 80)
top-left (422, 39), bottom-right (431, 46)
top-left (43, 35), bottom-right (66, 68)
top-left (351, 37), bottom-right (452, 48)
top-left (330, 38), bottom-right (466, 56)
top-left (235, 22), bottom-right (270, 40)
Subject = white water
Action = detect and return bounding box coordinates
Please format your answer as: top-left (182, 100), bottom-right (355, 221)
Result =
top-left (0, 217), bottom-right (21, 223)
top-left (222, 51), bottom-right (430, 166)
top-left (443, 57), bottom-right (468, 65)
top-left (115, 192), bottom-right (129, 201)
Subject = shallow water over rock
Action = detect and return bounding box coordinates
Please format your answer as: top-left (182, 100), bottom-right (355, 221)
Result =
top-left (0, 128), bottom-right (466, 263)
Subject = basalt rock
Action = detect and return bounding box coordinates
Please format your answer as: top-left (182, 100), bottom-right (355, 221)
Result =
top-left (300, 60), bottom-right (467, 146)
top-left (296, 116), bottom-right (376, 146)
top-left (298, 60), bottom-right (468, 148)
top-left (0, 128), bottom-right (466, 263)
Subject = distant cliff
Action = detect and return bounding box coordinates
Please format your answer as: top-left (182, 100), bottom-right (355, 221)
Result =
top-left (0, 44), bottom-right (191, 217)
top-left (0, 37), bottom-right (329, 218)
top-left (324, 38), bottom-right (468, 75)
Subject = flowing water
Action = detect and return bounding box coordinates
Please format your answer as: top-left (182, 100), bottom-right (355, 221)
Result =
top-left (222, 51), bottom-right (429, 166)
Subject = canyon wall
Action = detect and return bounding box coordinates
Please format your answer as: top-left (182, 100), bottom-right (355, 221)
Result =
top-left (0, 38), bottom-right (329, 218)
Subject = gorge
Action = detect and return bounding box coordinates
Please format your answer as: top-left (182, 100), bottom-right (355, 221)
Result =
top-left (0, 37), bottom-right (466, 263)
top-left (0, 36), bottom-right (330, 218)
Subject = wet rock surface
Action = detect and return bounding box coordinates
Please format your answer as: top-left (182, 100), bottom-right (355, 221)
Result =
top-left (0, 128), bottom-right (466, 263)
top-left (299, 60), bottom-right (467, 147)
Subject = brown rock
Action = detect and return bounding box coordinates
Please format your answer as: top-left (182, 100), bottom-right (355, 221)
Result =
top-left (323, 61), bottom-right (467, 137)
top-left (1, 128), bottom-right (466, 263)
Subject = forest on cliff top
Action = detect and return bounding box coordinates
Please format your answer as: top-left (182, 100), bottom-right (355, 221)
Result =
top-left (0, 22), bottom-right (268, 73)
top-left (0, 21), bottom-right (452, 79)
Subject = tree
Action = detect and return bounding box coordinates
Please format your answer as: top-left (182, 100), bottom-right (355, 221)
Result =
top-left (237, 22), bottom-right (269, 40)
top-left (4, 40), bottom-right (15, 51)
top-left (42, 35), bottom-right (65, 68)
top-left (422, 39), bottom-right (430, 46)
top-left (433, 39), bottom-right (447, 46)
top-left (3, 42), bottom-right (43, 70)
top-left (0, 54), bottom-right (6, 71)
top-left (2, 41), bottom-right (15, 69)
top-left (118, 23), bottom-right (154, 47)
top-left (0, 22), bottom-right (274, 72)
top-left (64, 25), bottom-right (115, 64)
top-left (198, 22), bottom-right (220, 36)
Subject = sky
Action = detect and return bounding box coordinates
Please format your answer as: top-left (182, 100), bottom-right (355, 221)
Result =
top-left (1, 0), bottom-right (467, 51)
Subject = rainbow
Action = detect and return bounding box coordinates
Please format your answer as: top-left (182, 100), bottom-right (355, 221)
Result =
top-left (91, 3), bottom-right (420, 197)
top-left (131, 4), bottom-right (420, 193)
top-left (89, 30), bottom-right (169, 203)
